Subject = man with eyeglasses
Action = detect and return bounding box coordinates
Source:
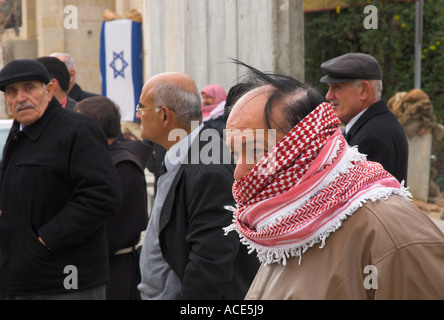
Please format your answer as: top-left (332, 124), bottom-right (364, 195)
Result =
top-left (136, 72), bottom-right (259, 300)
top-left (0, 59), bottom-right (122, 300)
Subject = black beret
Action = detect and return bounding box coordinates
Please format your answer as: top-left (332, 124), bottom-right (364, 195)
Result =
top-left (320, 53), bottom-right (382, 84)
top-left (0, 59), bottom-right (51, 92)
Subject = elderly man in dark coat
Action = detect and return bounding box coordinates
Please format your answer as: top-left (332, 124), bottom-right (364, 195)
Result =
top-left (136, 72), bottom-right (259, 300)
top-left (320, 53), bottom-right (408, 183)
top-left (0, 59), bottom-right (122, 300)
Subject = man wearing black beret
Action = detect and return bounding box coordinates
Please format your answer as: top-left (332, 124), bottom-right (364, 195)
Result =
top-left (320, 53), bottom-right (408, 183)
top-left (0, 59), bottom-right (122, 299)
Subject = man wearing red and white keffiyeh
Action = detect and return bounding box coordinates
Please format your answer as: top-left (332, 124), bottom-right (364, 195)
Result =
top-left (224, 62), bottom-right (444, 299)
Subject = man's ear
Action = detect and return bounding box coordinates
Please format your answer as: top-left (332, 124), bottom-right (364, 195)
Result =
top-left (360, 81), bottom-right (371, 99)
top-left (70, 69), bottom-right (76, 82)
top-left (50, 79), bottom-right (59, 90)
top-left (45, 81), bottom-right (55, 98)
top-left (160, 105), bottom-right (171, 128)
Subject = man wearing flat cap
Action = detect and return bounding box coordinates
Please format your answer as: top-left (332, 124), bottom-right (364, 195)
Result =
top-left (0, 59), bottom-right (122, 300)
top-left (320, 53), bottom-right (408, 183)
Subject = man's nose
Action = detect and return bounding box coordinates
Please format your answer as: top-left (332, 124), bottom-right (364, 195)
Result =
top-left (233, 160), bottom-right (255, 181)
top-left (16, 89), bottom-right (27, 102)
top-left (325, 88), bottom-right (333, 101)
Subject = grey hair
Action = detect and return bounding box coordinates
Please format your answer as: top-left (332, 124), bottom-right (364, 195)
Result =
top-left (352, 79), bottom-right (383, 100)
top-left (153, 82), bottom-right (202, 127)
top-left (50, 52), bottom-right (76, 70)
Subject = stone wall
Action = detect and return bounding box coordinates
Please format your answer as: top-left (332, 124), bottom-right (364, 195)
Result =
top-left (1, 0), bottom-right (116, 95)
top-left (142, 0), bottom-right (304, 93)
top-left (36, 0), bottom-right (116, 95)
top-left (0, 0), bottom-right (304, 118)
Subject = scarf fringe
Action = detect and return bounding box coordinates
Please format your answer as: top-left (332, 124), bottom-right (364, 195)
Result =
top-left (224, 131), bottom-right (412, 266)
top-left (255, 146), bottom-right (364, 232)
top-left (225, 184), bottom-right (411, 266)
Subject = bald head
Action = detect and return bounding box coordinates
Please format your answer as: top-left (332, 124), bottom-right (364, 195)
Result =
top-left (136, 72), bottom-right (202, 147)
top-left (230, 85), bottom-right (272, 113)
top-left (147, 72), bottom-right (198, 95)
top-left (143, 72), bottom-right (202, 125)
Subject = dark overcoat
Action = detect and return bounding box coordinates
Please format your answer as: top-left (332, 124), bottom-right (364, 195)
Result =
top-left (0, 98), bottom-right (122, 298)
top-left (106, 139), bottom-right (152, 300)
top-left (345, 100), bottom-right (409, 183)
top-left (158, 126), bottom-right (259, 299)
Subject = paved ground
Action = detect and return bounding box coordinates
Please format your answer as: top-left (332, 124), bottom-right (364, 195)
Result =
top-left (432, 217), bottom-right (444, 232)
top-left (412, 198), bottom-right (444, 232)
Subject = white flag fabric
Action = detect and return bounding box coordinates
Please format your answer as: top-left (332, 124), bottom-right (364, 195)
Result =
top-left (100, 19), bottom-right (143, 122)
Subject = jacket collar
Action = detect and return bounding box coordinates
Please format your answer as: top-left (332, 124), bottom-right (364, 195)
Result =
top-left (164, 122), bottom-right (204, 172)
top-left (345, 99), bottom-right (388, 139)
top-left (110, 139), bottom-right (154, 171)
top-left (18, 97), bottom-right (62, 142)
top-left (159, 125), bottom-right (233, 232)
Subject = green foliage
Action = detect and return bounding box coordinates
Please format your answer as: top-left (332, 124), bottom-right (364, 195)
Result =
top-left (305, 0), bottom-right (444, 122)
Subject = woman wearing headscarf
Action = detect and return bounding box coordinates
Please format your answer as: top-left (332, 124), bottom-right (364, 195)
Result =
top-left (201, 84), bottom-right (227, 137)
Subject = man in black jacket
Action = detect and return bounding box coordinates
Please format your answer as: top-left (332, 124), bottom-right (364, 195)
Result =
top-left (320, 53), bottom-right (408, 183)
top-left (136, 72), bottom-right (259, 300)
top-left (35, 56), bottom-right (77, 111)
top-left (75, 96), bottom-right (153, 300)
top-left (0, 59), bottom-right (122, 299)
top-left (50, 52), bottom-right (98, 102)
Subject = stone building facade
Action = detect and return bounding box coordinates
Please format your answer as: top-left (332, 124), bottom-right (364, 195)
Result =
top-left (0, 0), bottom-right (304, 120)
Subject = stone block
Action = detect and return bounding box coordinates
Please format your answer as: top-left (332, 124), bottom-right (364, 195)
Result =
top-left (407, 132), bottom-right (432, 202)
top-left (1, 39), bottom-right (37, 61)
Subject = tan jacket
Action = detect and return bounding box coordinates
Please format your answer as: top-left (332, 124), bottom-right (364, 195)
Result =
top-left (245, 195), bottom-right (444, 300)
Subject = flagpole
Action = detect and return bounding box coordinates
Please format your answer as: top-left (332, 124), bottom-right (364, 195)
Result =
top-left (414, 0), bottom-right (423, 89)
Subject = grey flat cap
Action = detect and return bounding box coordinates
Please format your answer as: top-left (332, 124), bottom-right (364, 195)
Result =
top-left (320, 53), bottom-right (382, 84)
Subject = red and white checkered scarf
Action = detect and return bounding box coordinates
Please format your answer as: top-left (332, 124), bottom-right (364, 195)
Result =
top-left (225, 102), bottom-right (410, 265)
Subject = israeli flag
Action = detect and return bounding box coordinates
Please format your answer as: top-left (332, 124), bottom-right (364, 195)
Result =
top-left (100, 19), bottom-right (143, 122)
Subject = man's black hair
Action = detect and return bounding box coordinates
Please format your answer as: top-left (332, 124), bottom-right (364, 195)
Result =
top-left (224, 81), bottom-right (256, 121)
top-left (75, 96), bottom-right (122, 139)
top-left (35, 56), bottom-right (70, 93)
top-left (233, 60), bottom-right (325, 134)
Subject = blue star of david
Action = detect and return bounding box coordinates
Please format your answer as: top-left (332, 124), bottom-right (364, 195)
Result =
top-left (109, 51), bottom-right (129, 79)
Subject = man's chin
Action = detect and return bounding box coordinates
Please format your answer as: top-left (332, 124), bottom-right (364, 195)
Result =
top-left (15, 113), bottom-right (40, 127)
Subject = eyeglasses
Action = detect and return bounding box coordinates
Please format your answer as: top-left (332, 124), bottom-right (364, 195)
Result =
top-left (136, 104), bottom-right (161, 115)
top-left (136, 104), bottom-right (181, 116)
